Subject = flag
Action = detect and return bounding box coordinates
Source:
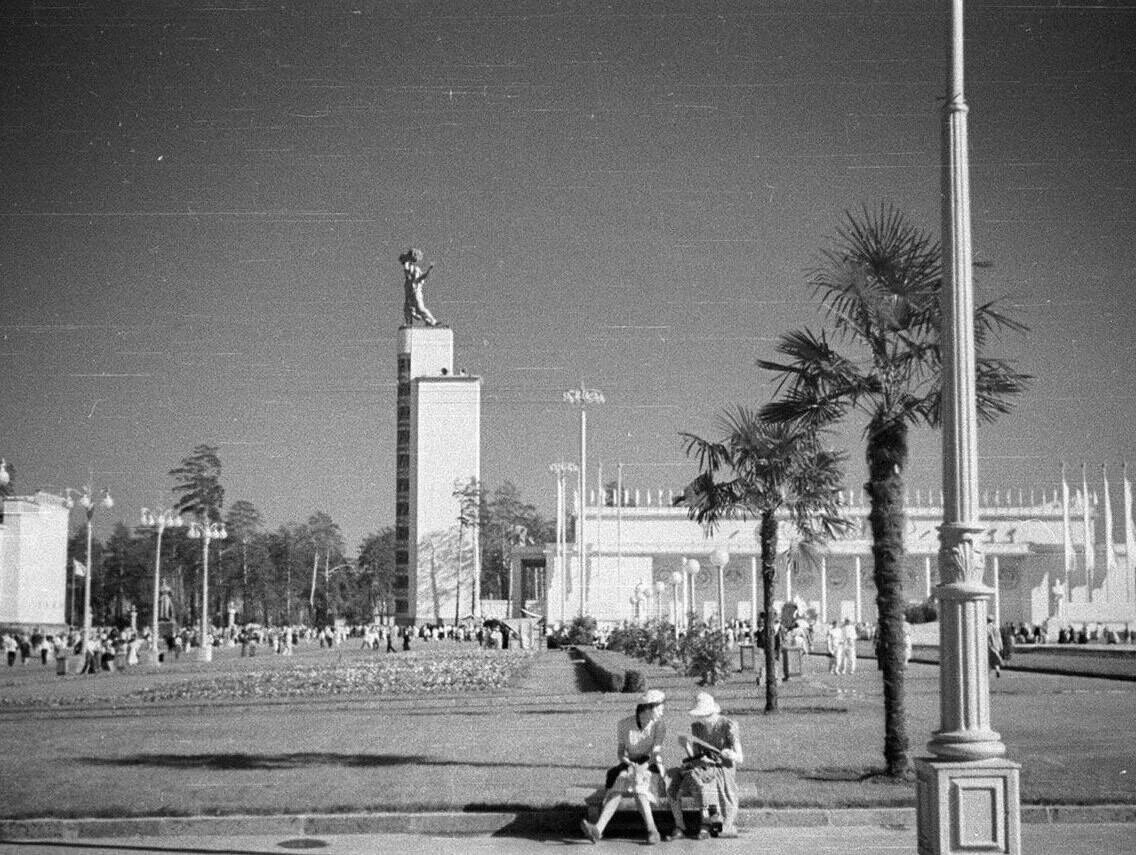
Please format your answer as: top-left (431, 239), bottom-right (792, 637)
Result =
top-left (73, 559), bottom-right (86, 578)
top-left (1103, 464), bottom-right (1117, 599)
top-left (1062, 463), bottom-right (1074, 587)
top-left (1082, 463), bottom-right (1095, 597)
top-left (1125, 463), bottom-right (1135, 604)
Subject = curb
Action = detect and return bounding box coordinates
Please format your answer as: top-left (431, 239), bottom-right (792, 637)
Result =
top-left (3, 805), bottom-right (1135, 840)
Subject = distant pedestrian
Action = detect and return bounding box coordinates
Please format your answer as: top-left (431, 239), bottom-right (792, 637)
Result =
top-left (825, 621), bottom-right (840, 673)
top-left (836, 618), bottom-right (857, 675)
top-left (987, 617), bottom-right (1004, 678)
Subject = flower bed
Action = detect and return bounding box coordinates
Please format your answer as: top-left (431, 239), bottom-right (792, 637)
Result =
top-left (0, 649), bottom-right (533, 706)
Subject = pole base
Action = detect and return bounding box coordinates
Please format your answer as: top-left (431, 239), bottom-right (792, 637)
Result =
top-left (198, 645), bottom-right (213, 663)
top-left (915, 757), bottom-right (1020, 855)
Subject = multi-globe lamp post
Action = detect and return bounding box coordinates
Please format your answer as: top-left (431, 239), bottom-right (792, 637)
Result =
top-left (187, 519), bottom-right (227, 662)
top-left (563, 385), bottom-right (604, 617)
top-left (140, 507), bottom-right (183, 666)
top-left (62, 485), bottom-right (114, 658)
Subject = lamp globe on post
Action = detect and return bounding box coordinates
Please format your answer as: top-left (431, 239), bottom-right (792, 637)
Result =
top-left (141, 507), bottom-right (183, 666)
top-left (188, 520), bottom-right (227, 663)
top-left (709, 547), bottom-right (730, 630)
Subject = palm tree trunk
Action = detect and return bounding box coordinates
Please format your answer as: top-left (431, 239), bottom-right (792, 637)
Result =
top-left (866, 414), bottom-right (910, 777)
top-left (760, 510), bottom-right (779, 713)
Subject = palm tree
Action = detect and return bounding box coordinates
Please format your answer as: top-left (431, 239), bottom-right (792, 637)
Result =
top-left (678, 409), bottom-right (850, 713)
top-left (759, 205), bottom-right (1029, 775)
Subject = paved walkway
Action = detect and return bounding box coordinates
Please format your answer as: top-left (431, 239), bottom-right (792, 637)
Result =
top-left (3, 823), bottom-right (1135, 855)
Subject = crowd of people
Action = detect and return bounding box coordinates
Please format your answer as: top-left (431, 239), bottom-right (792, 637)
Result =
top-left (1, 618), bottom-right (521, 676)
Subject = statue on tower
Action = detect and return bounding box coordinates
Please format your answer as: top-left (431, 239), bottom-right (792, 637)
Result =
top-left (399, 247), bottom-right (439, 327)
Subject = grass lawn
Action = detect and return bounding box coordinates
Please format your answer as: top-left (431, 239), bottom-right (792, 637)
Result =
top-left (1, 642), bottom-right (1133, 819)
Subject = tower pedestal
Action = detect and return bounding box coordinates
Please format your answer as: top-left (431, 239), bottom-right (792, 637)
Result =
top-left (915, 757), bottom-right (1020, 855)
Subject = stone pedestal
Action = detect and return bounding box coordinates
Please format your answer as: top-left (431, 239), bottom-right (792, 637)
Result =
top-left (915, 757), bottom-right (1020, 855)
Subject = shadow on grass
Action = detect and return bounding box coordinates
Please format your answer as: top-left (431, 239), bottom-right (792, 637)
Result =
top-left (80, 753), bottom-right (606, 772)
top-left (0, 842), bottom-right (281, 855)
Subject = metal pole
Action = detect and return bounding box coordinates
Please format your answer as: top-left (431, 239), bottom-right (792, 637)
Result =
top-left (200, 532), bottom-right (212, 662)
top-left (150, 525), bottom-right (163, 666)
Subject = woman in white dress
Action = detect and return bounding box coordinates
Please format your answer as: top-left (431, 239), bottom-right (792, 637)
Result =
top-left (581, 689), bottom-right (668, 845)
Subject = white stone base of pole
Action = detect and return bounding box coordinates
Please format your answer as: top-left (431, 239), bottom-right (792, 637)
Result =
top-left (916, 578), bottom-right (1020, 854)
top-left (915, 757), bottom-right (1020, 855)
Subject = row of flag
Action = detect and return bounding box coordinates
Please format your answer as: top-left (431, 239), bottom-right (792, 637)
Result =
top-left (1060, 463), bottom-right (1136, 598)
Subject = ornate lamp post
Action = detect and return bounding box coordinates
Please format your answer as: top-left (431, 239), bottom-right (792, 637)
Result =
top-left (709, 547), bottom-right (730, 629)
top-left (564, 385), bottom-right (604, 616)
top-left (140, 507), bottom-right (183, 666)
top-left (63, 485), bottom-right (114, 659)
top-left (187, 520), bottom-right (227, 662)
top-left (916, 1), bottom-right (1021, 852)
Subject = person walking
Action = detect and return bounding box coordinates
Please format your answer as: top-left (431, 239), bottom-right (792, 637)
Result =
top-left (987, 617), bottom-right (1004, 678)
top-left (825, 621), bottom-right (841, 674)
top-left (837, 618), bottom-right (858, 675)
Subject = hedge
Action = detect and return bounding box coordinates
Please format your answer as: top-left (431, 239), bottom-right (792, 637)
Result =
top-left (575, 646), bottom-right (646, 693)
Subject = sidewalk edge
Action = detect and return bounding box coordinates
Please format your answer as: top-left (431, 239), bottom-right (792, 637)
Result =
top-left (2, 804), bottom-right (1135, 840)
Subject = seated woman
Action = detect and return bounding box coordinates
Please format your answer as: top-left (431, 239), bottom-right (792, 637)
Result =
top-left (581, 689), bottom-right (668, 845)
top-left (668, 691), bottom-right (744, 839)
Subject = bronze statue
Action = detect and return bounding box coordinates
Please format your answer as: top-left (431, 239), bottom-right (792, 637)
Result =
top-left (399, 248), bottom-right (439, 326)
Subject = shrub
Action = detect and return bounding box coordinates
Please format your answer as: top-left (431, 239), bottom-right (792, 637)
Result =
top-left (905, 599), bottom-right (938, 624)
top-left (622, 669), bottom-right (647, 694)
top-left (566, 615), bottom-right (597, 645)
top-left (680, 621), bottom-right (731, 686)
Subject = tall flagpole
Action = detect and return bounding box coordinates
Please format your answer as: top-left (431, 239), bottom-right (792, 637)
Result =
top-left (917, 1), bottom-right (1020, 851)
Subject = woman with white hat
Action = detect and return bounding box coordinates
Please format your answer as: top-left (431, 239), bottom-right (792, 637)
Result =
top-left (581, 688), bottom-right (669, 845)
top-left (668, 691), bottom-right (744, 839)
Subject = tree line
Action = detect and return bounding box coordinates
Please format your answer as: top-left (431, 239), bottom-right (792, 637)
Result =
top-left (61, 445), bottom-right (553, 632)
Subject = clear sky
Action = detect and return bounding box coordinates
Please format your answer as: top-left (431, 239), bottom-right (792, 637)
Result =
top-left (3, 0), bottom-right (1135, 553)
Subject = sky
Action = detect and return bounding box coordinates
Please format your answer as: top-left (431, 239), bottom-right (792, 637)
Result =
top-left (2, 0), bottom-right (1135, 555)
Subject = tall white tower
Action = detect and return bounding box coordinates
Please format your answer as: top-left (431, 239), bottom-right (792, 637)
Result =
top-left (394, 326), bottom-right (481, 625)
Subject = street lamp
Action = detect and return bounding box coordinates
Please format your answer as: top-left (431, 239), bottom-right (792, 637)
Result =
top-left (709, 547), bottom-right (730, 630)
top-left (917, 1), bottom-right (1020, 851)
top-left (140, 507), bottom-right (183, 666)
top-left (187, 520), bottom-right (227, 662)
top-left (564, 385), bottom-right (604, 616)
top-left (62, 485), bottom-right (114, 660)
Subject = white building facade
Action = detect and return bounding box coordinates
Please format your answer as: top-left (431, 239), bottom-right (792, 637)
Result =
top-left (518, 483), bottom-right (1135, 637)
top-left (0, 492), bottom-right (70, 632)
